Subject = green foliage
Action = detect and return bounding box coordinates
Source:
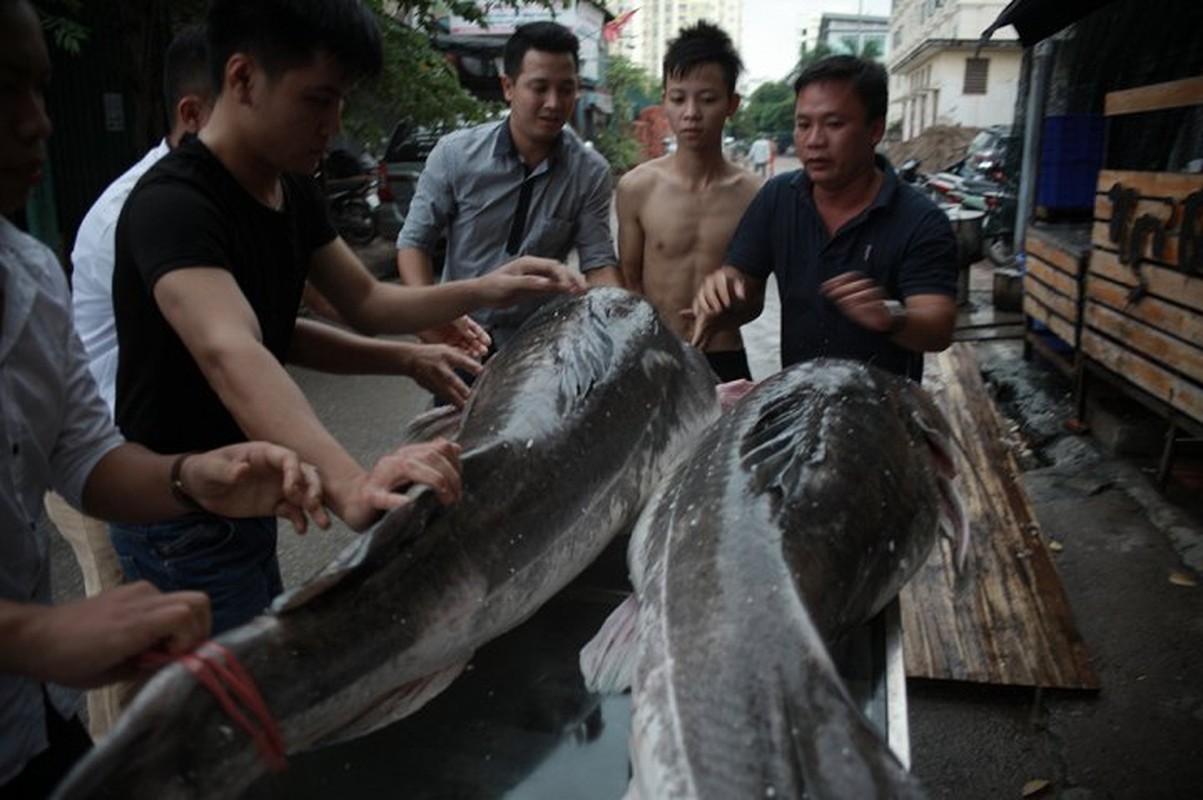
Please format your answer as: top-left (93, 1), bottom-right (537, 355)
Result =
top-left (592, 127), bottom-right (640, 174)
top-left (733, 80), bottom-right (794, 142)
top-left (592, 53), bottom-right (655, 175)
top-left (347, 14), bottom-right (491, 151)
top-left (34, 1), bottom-right (88, 54)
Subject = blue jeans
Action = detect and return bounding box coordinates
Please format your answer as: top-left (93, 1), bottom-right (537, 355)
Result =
top-left (109, 515), bottom-right (282, 635)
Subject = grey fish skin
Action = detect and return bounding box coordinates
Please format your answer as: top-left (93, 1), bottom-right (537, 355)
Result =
top-left (624, 359), bottom-right (960, 800)
top-left (53, 288), bottom-right (719, 800)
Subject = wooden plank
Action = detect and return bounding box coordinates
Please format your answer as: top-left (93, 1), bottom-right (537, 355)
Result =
top-left (1105, 75), bottom-right (1203, 116)
top-left (1027, 253), bottom-right (1081, 299)
top-left (1086, 274), bottom-right (1203, 348)
top-left (901, 344), bottom-right (1098, 689)
top-left (1023, 296), bottom-right (1077, 348)
top-left (1025, 273), bottom-right (1079, 322)
top-left (1081, 330), bottom-right (1203, 425)
top-left (1026, 232), bottom-right (1086, 278)
top-left (1089, 247), bottom-right (1203, 315)
top-left (1095, 169), bottom-right (1203, 200)
top-left (1084, 301), bottom-right (1203, 383)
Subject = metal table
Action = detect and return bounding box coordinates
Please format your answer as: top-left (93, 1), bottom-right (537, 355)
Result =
top-left (244, 541), bottom-right (907, 798)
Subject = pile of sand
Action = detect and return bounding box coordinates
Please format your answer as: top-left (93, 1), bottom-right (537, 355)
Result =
top-left (884, 125), bottom-right (981, 174)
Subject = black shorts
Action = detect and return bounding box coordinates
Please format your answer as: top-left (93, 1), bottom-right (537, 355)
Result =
top-left (706, 350), bottom-right (753, 383)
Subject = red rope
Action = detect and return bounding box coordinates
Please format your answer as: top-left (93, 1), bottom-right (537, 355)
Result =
top-left (137, 641), bottom-right (288, 772)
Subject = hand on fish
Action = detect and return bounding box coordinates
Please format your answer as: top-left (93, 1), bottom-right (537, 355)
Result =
top-left (475, 256), bottom-right (587, 307)
top-left (183, 442), bottom-right (329, 534)
top-left (340, 438), bottom-right (463, 531)
top-left (418, 314), bottom-right (491, 359)
top-left (0, 581), bottom-right (211, 689)
top-left (397, 341), bottom-right (482, 408)
top-left (821, 271), bottom-right (897, 334)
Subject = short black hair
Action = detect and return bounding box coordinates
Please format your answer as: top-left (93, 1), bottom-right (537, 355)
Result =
top-left (663, 20), bottom-right (743, 95)
top-left (163, 26), bottom-right (211, 112)
top-left (206, 0), bottom-right (382, 92)
top-left (503, 21), bottom-right (580, 79)
top-left (793, 55), bottom-right (888, 122)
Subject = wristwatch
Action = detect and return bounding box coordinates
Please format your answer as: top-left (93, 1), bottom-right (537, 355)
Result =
top-left (882, 299), bottom-right (908, 334)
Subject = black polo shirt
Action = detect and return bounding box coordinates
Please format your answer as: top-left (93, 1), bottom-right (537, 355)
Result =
top-left (726, 155), bottom-right (957, 381)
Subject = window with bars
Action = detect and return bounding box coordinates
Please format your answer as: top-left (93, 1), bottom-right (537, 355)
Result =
top-left (964, 58), bottom-right (989, 95)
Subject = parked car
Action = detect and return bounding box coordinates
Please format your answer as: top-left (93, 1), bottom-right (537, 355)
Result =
top-left (956, 124), bottom-right (1019, 181)
top-left (375, 122), bottom-right (448, 244)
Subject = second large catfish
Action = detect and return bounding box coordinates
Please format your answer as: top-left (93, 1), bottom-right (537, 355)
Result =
top-left (584, 358), bottom-right (968, 799)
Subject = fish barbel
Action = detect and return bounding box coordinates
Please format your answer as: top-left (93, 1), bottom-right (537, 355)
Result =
top-left (583, 359), bottom-right (967, 799)
top-left (53, 288), bottom-right (719, 799)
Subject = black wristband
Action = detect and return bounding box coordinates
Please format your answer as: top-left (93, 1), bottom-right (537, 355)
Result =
top-left (170, 453), bottom-right (204, 513)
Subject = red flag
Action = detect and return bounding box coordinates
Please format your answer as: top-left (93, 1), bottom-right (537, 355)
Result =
top-left (603, 8), bottom-right (639, 43)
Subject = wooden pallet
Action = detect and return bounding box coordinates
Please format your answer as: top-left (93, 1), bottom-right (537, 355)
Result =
top-left (900, 343), bottom-right (1099, 689)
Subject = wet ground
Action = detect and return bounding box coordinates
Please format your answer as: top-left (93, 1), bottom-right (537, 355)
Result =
top-left (49, 155), bottom-right (1203, 798)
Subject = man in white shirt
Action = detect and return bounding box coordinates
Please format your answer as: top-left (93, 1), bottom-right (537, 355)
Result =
top-left (45, 26), bottom-right (214, 740)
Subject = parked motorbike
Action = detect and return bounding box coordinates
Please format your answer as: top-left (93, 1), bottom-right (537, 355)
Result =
top-left (327, 176), bottom-right (379, 246)
top-left (898, 157), bottom-right (1017, 268)
top-left (323, 149), bottom-right (380, 246)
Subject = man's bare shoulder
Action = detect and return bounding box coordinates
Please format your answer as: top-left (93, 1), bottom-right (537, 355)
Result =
top-left (721, 162), bottom-right (765, 197)
top-left (618, 156), bottom-right (674, 193)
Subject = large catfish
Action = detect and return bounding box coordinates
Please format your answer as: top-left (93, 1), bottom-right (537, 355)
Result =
top-left (582, 359), bottom-right (967, 799)
top-left (54, 288), bottom-right (719, 800)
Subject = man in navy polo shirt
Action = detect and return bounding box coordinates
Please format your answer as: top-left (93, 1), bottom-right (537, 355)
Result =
top-left (689, 55), bottom-right (957, 381)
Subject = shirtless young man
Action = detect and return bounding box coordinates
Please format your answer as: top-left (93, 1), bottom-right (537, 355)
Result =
top-left (616, 21), bottom-right (762, 382)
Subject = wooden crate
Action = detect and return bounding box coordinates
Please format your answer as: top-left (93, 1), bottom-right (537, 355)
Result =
top-left (1084, 173), bottom-right (1203, 430)
top-left (1022, 226), bottom-right (1092, 374)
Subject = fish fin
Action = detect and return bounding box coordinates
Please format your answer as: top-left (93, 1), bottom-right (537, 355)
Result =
top-left (623, 779), bottom-right (643, 800)
top-left (318, 658), bottom-right (471, 746)
top-left (579, 593), bottom-right (640, 693)
top-left (399, 404), bottom-right (463, 443)
top-left (716, 379), bottom-right (758, 411)
top-left (938, 473), bottom-right (971, 572)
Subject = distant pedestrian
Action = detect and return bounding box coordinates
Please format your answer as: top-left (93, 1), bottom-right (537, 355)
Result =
top-left (749, 136), bottom-right (771, 176)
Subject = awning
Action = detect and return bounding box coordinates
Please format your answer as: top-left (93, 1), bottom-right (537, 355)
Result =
top-left (980, 0), bottom-right (1123, 47)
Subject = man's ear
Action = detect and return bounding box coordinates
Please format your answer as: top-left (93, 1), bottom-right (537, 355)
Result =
top-left (500, 74), bottom-right (514, 104)
top-left (869, 116), bottom-right (886, 148)
top-left (226, 53), bottom-right (256, 104)
top-left (728, 92), bottom-right (742, 117)
top-left (176, 95), bottom-right (207, 134)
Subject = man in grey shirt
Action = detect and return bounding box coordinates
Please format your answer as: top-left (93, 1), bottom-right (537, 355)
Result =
top-left (396, 21), bottom-right (621, 354)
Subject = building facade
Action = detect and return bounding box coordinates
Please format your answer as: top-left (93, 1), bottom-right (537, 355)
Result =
top-left (888, 0), bottom-right (1022, 139)
top-left (609, 0), bottom-right (744, 84)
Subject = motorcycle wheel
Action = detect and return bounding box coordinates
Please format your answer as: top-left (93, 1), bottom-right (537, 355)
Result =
top-left (334, 198), bottom-right (377, 246)
top-left (986, 235), bottom-right (1015, 267)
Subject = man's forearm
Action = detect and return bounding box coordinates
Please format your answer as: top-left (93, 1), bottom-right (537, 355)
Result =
top-left (288, 318), bottom-right (412, 375)
top-left (397, 246), bottom-right (435, 286)
top-left (81, 444), bottom-right (187, 522)
top-left (890, 295), bottom-right (956, 353)
top-left (586, 266), bottom-right (624, 287)
top-left (196, 340), bottom-right (364, 517)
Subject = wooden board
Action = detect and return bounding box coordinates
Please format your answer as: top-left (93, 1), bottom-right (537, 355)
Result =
top-left (900, 344), bottom-right (1099, 689)
top-left (1081, 329), bottom-right (1203, 425)
top-left (1105, 75), bottom-right (1203, 116)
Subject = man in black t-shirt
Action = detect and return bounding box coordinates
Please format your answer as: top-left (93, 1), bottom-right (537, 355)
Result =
top-left (689, 56), bottom-right (957, 382)
top-left (110, 0), bottom-right (586, 633)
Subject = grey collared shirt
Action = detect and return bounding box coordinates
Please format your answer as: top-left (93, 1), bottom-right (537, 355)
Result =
top-left (0, 216), bottom-right (122, 784)
top-left (398, 119), bottom-right (616, 347)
